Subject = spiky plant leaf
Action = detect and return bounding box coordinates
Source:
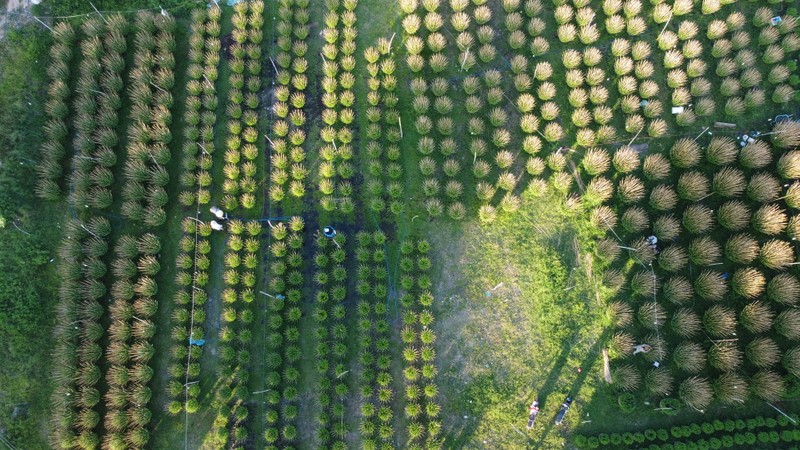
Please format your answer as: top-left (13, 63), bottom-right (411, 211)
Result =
top-left (603, 269), bottom-right (626, 293)
top-left (739, 140), bottom-right (772, 169)
top-left (767, 274), bottom-right (800, 305)
top-left (649, 185), bottom-right (678, 211)
top-left (782, 347), bottom-right (800, 378)
top-left (663, 276), bottom-right (693, 305)
top-left (747, 172), bottom-right (781, 202)
top-left (644, 368), bottom-right (674, 396)
top-left (688, 236), bottom-right (721, 266)
top-left (642, 333), bottom-right (669, 362)
top-left (638, 301), bottom-right (666, 329)
top-left (612, 364), bottom-right (641, 392)
top-left (759, 239), bottom-right (796, 270)
top-left (705, 136), bottom-right (738, 166)
top-left (621, 206), bottom-right (649, 233)
top-left (608, 331), bottom-right (634, 359)
top-left (746, 337), bottom-right (781, 368)
top-left (708, 342), bottom-right (743, 372)
top-left (752, 204), bottom-right (788, 235)
top-left (750, 371), bottom-right (786, 402)
top-left (682, 204), bottom-right (714, 234)
top-left (716, 200), bottom-right (751, 231)
top-left (679, 377), bottom-right (713, 411)
top-left (703, 304), bottom-right (737, 337)
top-left (775, 308), bottom-right (800, 339)
top-left (671, 308), bottom-right (701, 338)
top-left (658, 246), bottom-right (688, 272)
top-left (596, 238), bottom-right (621, 263)
top-left (653, 214), bottom-right (681, 241)
top-left (617, 175), bottom-right (646, 204)
top-left (673, 341), bottom-right (707, 373)
top-left (631, 271), bottom-right (658, 298)
top-left (670, 138), bottom-right (701, 168)
top-left (612, 146), bottom-right (640, 173)
top-left (712, 167), bottom-right (745, 198)
top-left (731, 267), bottom-right (766, 299)
top-left (772, 121), bottom-right (800, 149)
top-left (677, 171), bottom-right (710, 201)
top-left (607, 301), bottom-right (633, 327)
top-left (739, 300), bottom-right (774, 333)
top-left (724, 234), bottom-right (759, 264)
top-left (643, 153), bottom-right (671, 181)
top-left (630, 237), bottom-right (657, 265)
top-left (714, 372), bottom-right (749, 405)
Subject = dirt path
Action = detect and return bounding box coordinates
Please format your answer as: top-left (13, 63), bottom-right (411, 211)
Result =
top-left (0, 0), bottom-right (33, 39)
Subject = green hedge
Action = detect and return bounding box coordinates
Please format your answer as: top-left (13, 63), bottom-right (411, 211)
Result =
top-left (575, 414), bottom-right (800, 449)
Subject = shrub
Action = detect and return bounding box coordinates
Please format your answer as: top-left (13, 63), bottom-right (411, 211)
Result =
top-left (621, 207), bottom-right (649, 233)
top-left (663, 276), bottom-right (693, 305)
top-left (679, 377), bottom-right (713, 411)
top-left (759, 239), bottom-right (795, 270)
top-left (708, 342), bottom-right (742, 372)
top-left (751, 371), bottom-right (786, 402)
top-left (682, 204), bottom-right (714, 234)
top-left (747, 172), bottom-right (780, 202)
top-left (688, 236), bottom-right (721, 267)
top-left (653, 215), bottom-right (681, 241)
top-left (704, 304), bottom-right (737, 337)
top-left (671, 308), bottom-right (700, 338)
top-left (752, 204), bottom-right (788, 236)
top-left (670, 138), bottom-right (700, 168)
top-left (645, 368), bottom-right (674, 396)
top-left (716, 201), bottom-right (750, 231)
top-left (659, 246), bottom-right (688, 272)
top-left (715, 373), bottom-right (749, 405)
top-left (643, 154), bottom-right (671, 181)
top-left (673, 341), bottom-right (706, 373)
top-left (768, 273), bottom-right (800, 305)
top-left (740, 301), bottom-right (774, 333)
top-left (613, 365), bottom-right (641, 392)
top-left (747, 337), bottom-right (781, 369)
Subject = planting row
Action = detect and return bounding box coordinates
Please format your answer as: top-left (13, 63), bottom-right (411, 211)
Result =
top-left (575, 413), bottom-right (800, 449)
top-left (121, 12), bottom-right (177, 227)
top-left (354, 231), bottom-right (395, 446)
top-left (363, 41), bottom-right (405, 218)
top-left (209, 219), bottom-right (263, 448)
top-left (317, 0), bottom-right (360, 214)
top-left (49, 219), bottom-right (113, 449)
top-left (166, 218), bottom-right (213, 414)
top-left (220, 0), bottom-right (265, 211)
top-left (268, 0), bottom-right (311, 205)
top-left (102, 233), bottom-right (162, 449)
top-left (69, 16), bottom-right (129, 211)
top-left (312, 231), bottom-right (351, 447)
top-left (262, 218), bottom-right (306, 448)
top-left (36, 22), bottom-right (77, 200)
top-left (177, 6), bottom-right (222, 207)
top-left (398, 239), bottom-right (443, 448)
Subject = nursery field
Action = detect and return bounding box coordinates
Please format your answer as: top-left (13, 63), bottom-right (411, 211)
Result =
top-left (1, 0), bottom-right (800, 448)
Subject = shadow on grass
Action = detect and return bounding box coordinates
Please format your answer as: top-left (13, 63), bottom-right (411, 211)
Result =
top-left (531, 329), bottom-right (612, 449)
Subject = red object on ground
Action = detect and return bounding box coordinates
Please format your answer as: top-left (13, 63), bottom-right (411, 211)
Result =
top-left (577, 367), bottom-right (582, 373)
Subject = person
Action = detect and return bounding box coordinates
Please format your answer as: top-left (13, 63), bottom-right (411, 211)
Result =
top-left (646, 235), bottom-right (659, 254)
top-left (633, 344), bottom-right (652, 355)
top-left (527, 400), bottom-right (539, 429)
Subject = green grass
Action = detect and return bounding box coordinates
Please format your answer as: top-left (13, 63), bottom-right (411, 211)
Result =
top-left (0, 24), bottom-right (61, 450)
top-left (423, 185), bottom-right (610, 448)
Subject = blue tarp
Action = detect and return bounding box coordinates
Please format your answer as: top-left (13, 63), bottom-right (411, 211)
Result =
top-left (189, 338), bottom-right (205, 346)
